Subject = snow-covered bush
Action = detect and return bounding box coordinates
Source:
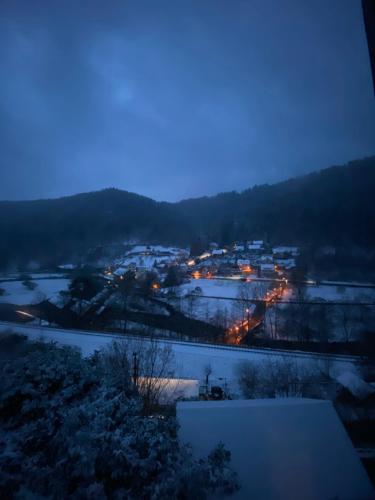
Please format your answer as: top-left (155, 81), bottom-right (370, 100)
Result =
top-left (0, 335), bottom-right (239, 498)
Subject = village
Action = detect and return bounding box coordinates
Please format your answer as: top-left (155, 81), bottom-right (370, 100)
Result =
top-left (106, 240), bottom-right (299, 282)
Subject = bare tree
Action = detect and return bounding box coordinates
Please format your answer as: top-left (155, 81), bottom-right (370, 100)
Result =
top-left (103, 338), bottom-right (176, 414)
top-left (336, 304), bottom-right (358, 343)
top-left (235, 361), bottom-right (258, 398)
top-left (236, 358), bottom-right (317, 399)
top-left (117, 270), bottom-right (137, 333)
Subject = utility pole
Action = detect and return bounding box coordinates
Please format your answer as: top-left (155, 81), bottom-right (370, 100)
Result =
top-left (132, 351), bottom-right (139, 387)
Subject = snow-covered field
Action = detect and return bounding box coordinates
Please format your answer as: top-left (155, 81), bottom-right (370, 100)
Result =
top-left (305, 284), bottom-right (375, 302)
top-left (0, 322), bottom-right (359, 396)
top-left (171, 278), bottom-right (270, 324)
top-left (125, 245), bottom-right (188, 256)
top-left (0, 278), bottom-right (70, 305)
top-left (113, 245), bottom-right (189, 271)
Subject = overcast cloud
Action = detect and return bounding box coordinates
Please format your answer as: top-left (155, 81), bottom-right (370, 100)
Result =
top-left (0, 0), bottom-right (374, 201)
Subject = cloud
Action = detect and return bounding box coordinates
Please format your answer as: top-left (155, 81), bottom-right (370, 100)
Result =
top-left (0, 0), bottom-right (374, 201)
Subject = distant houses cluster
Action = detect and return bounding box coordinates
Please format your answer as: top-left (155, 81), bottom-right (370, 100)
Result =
top-left (90, 240), bottom-right (300, 285)
top-left (189, 241), bottom-right (299, 279)
top-left (105, 245), bottom-right (189, 282)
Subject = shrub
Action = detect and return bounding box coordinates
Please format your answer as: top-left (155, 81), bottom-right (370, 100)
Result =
top-left (0, 337), bottom-right (239, 498)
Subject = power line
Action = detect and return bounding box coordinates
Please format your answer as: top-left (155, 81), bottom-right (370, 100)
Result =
top-left (176, 294), bottom-right (375, 307)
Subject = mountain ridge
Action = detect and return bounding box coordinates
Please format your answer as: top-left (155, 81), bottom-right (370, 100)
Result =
top-left (1, 156), bottom-right (374, 270)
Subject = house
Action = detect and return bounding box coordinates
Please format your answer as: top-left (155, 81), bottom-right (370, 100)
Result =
top-left (237, 258), bottom-right (251, 266)
top-left (272, 246), bottom-right (299, 257)
top-left (237, 258), bottom-right (252, 272)
top-left (177, 399), bottom-right (374, 500)
top-left (260, 254), bottom-right (273, 263)
top-left (274, 257), bottom-right (296, 269)
top-left (212, 248), bottom-right (227, 256)
top-left (260, 263), bottom-right (275, 272)
top-left (248, 243), bottom-right (262, 251)
top-left (234, 243), bottom-right (245, 252)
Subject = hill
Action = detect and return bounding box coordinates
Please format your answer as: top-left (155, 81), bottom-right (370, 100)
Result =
top-left (1, 157), bottom-right (374, 270)
top-left (177, 157), bottom-right (375, 247)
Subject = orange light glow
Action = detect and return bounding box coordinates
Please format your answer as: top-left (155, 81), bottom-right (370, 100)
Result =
top-left (242, 265), bottom-right (252, 273)
top-left (152, 283), bottom-right (160, 289)
top-left (192, 271), bottom-right (201, 279)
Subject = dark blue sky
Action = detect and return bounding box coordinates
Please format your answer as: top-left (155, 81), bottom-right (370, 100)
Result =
top-left (0, 0), bottom-right (374, 201)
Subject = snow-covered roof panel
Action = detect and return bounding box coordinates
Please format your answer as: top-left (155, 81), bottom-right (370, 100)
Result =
top-left (177, 399), bottom-right (374, 500)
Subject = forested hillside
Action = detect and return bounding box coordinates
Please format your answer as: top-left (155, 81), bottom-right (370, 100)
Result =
top-left (1, 157), bottom-right (374, 270)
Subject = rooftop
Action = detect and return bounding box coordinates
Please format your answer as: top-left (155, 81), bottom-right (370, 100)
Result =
top-left (177, 398), bottom-right (374, 500)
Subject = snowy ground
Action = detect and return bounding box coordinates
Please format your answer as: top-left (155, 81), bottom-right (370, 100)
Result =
top-left (305, 284), bottom-right (375, 302)
top-left (0, 321), bottom-right (358, 397)
top-left (116, 254), bottom-right (177, 270)
top-left (0, 278), bottom-right (70, 305)
top-left (125, 245), bottom-right (188, 256)
top-left (113, 245), bottom-right (189, 271)
top-left (171, 278), bottom-right (270, 324)
top-left (170, 278), bottom-right (375, 341)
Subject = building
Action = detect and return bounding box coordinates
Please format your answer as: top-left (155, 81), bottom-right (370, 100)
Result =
top-left (260, 254), bottom-right (273, 263)
top-left (274, 257), bottom-right (296, 269)
top-left (212, 248), bottom-right (227, 256)
top-left (272, 246), bottom-right (299, 257)
top-left (248, 243), bottom-right (262, 251)
top-left (234, 243), bottom-right (245, 252)
top-left (260, 263), bottom-right (275, 272)
top-left (177, 399), bottom-right (374, 500)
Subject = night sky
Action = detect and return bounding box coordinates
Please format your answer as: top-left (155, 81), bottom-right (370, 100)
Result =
top-left (1, 0), bottom-right (374, 202)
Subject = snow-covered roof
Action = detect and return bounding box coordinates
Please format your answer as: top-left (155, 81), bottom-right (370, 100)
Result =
top-left (125, 245), bottom-right (188, 256)
top-left (58, 264), bottom-right (76, 270)
top-left (248, 244), bottom-right (262, 250)
top-left (275, 258), bottom-right (296, 269)
top-left (113, 267), bottom-right (128, 276)
top-left (237, 259), bottom-right (251, 266)
top-left (334, 372), bottom-right (375, 400)
top-left (272, 246), bottom-right (299, 255)
top-left (177, 399), bottom-right (374, 500)
top-left (260, 263), bottom-right (275, 271)
top-left (212, 249), bottom-right (227, 255)
top-left (260, 254), bottom-right (273, 262)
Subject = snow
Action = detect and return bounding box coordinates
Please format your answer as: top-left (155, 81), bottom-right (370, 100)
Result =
top-left (260, 263), bottom-right (275, 271)
top-left (171, 278), bottom-right (269, 323)
top-left (274, 257), bottom-right (296, 269)
top-left (237, 259), bottom-right (251, 266)
top-left (125, 245), bottom-right (188, 256)
top-left (0, 279), bottom-right (70, 305)
top-left (212, 249), bottom-right (227, 255)
top-left (272, 246), bottom-right (299, 255)
top-left (116, 254), bottom-right (177, 270)
top-left (305, 284), bottom-right (375, 302)
top-left (0, 321), bottom-right (358, 396)
top-left (179, 278), bottom-right (244, 299)
top-left (177, 399), bottom-right (374, 500)
top-left (334, 372), bottom-right (375, 400)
